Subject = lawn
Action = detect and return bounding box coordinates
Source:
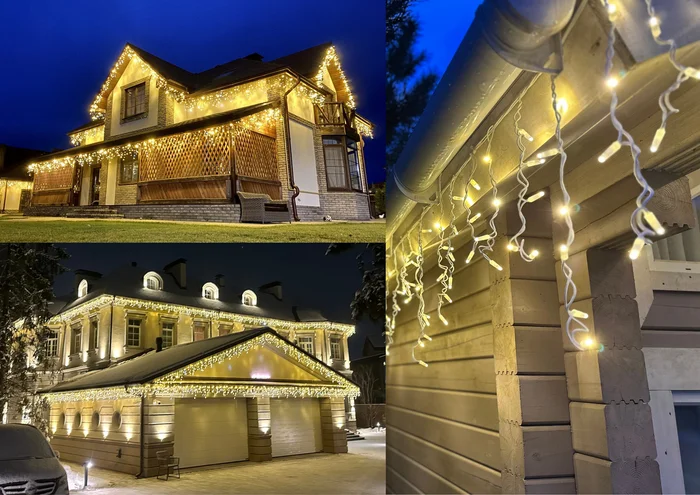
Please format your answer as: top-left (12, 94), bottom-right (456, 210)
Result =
top-left (0, 216), bottom-right (385, 243)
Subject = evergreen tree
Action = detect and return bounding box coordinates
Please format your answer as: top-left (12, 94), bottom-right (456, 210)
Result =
top-left (0, 244), bottom-right (66, 431)
top-left (386, 0), bottom-right (438, 170)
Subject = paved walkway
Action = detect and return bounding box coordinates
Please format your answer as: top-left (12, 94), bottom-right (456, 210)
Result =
top-left (64, 430), bottom-right (385, 494)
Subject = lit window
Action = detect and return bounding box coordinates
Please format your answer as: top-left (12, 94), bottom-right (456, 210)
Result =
top-left (193, 321), bottom-right (208, 342)
top-left (161, 322), bottom-right (175, 349)
top-left (219, 324), bottom-right (232, 336)
top-left (124, 82), bottom-right (146, 118)
top-left (143, 272), bottom-right (163, 290)
top-left (322, 136), bottom-right (363, 192)
top-left (119, 156), bottom-right (139, 184)
top-left (330, 336), bottom-right (343, 360)
top-left (202, 282), bottom-right (219, 300)
top-left (297, 335), bottom-right (314, 355)
top-left (78, 279), bottom-right (89, 298)
top-left (90, 319), bottom-right (99, 350)
top-left (242, 290), bottom-right (257, 306)
top-left (126, 319), bottom-right (141, 347)
top-left (71, 327), bottom-right (82, 355)
top-left (45, 331), bottom-right (58, 358)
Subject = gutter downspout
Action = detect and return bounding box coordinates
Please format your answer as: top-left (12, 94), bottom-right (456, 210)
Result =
top-left (282, 76), bottom-right (302, 222)
top-left (388, 0), bottom-right (576, 237)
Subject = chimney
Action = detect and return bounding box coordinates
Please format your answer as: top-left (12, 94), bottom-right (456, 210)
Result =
top-left (244, 52), bottom-right (264, 61)
top-left (215, 274), bottom-right (225, 287)
top-left (259, 281), bottom-right (283, 301)
top-left (163, 258), bottom-right (187, 289)
top-left (156, 337), bottom-right (163, 352)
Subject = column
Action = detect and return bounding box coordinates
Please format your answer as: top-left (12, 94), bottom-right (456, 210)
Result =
top-left (320, 397), bottom-right (348, 453)
top-left (247, 397), bottom-right (271, 462)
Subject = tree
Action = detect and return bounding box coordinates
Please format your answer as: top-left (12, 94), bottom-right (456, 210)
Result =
top-left (326, 244), bottom-right (385, 322)
top-left (352, 363), bottom-right (381, 428)
top-left (386, 0), bottom-right (439, 170)
top-left (0, 244), bottom-right (66, 432)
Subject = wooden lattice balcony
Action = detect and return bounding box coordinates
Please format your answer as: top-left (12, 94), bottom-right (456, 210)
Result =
top-left (314, 102), bottom-right (359, 136)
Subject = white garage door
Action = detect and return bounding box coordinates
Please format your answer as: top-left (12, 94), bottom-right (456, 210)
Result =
top-left (271, 398), bottom-right (323, 457)
top-left (174, 398), bottom-right (248, 468)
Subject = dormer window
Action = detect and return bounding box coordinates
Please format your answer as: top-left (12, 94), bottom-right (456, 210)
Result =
top-left (78, 279), bottom-right (89, 298)
top-left (242, 290), bottom-right (257, 306)
top-left (143, 272), bottom-right (163, 291)
top-left (202, 282), bottom-right (219, 300)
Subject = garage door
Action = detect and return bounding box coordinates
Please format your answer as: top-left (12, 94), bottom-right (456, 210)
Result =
top-left (174, 398), bottom-right (248, 468)
top-left (271, 398), bottom-right (323, 457)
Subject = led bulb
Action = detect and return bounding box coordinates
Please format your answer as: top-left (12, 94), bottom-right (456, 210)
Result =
top-left (606, 77), bottom-right (619, 89)
top-left (423, 334), bottom-right (433, 341)
top-left (439, 314), bottom-right (448, 326)
top-left (684, 67), bottom-right (700, 80)
top-left (452, 196), bottom-right (463, 201)
top-left (418, 339), bottom-right (425, 348)
top-left (526, 191), bottom-right (546, 203)
top-left (466, 251), bottom-right (475, 264)
top-left (629, 237), bottom-right (646, 260)
top-left (558, 205), bottom-right (570, 216)
top-left (443, 293), bottom-right (452, 303)
top-left (483, 155), bottom-right (491, 164)
top-left (448, 252), bottom-right (455, 262)
top-left (560, 244), bottom-right (569, 261)
top-left (650, 128), bottom-right (666, 153)
top-left (529, 249), bottom-right (539, 259)
top-left (418, 360), bottom-right (429, 367)
top-left (469, 213), bottom-right (481, 223)
top-left (466, 195), bottom-right (475, 207)
top-left (488, 259), bottom-right (503, 271)
top-left (598, 140), bottom-right (622, 163)
top-left (469, 179), bottom-right (481, 190)
top-left (422, 229), bottom-right (433, 233)
top-left (421, 314), bottom-right (431, 327)
top-left (518, 128), bottom-right (534, 142)
top-left (643, 210), bottom-right (665, 235)
top-left (448, 276), bottom-right (453, 289)
top-left (570, 309), bottom-right (589, 319)
top-left (507, 243), bottom-right (517, 252)
top-left (475, 234), bottom-right (491, 242)
top-left (437, 273), bottom-right (446, 282)
top-left (582, 336), bottom-right (597, 349)
top-left (649, 17), bottom-right (661, 38)
top-left (537, 149), bottom-right (559, 159)
top-left (524, 158), bottom-right (546, 167)
top-left (606, 3), bottom-right (616, 14)
top-left (493, 198), bottom-right (502, 207)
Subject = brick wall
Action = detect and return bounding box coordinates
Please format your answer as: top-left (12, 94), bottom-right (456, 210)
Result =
top-left (118, 204), bottom-right (241, 223)
top-left (320, 191), bottom-right (371, 221)
top-left (114, 184), bottom-right (138, 205)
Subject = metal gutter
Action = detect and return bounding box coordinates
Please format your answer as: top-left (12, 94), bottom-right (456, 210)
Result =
top-left (387, 0), bottom-right (577, 238)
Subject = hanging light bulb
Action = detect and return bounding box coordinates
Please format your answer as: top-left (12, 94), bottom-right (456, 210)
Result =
top-left (488, 259), bottom-right (503, 271)
top-left (439, 314), bottom-right (448, 325)
top-left (518, 129), bottom-right (534, 142)
top-left (650, 128), bottom-right (666, 153)
top-left (492, 198), bottom-right (502, 207)
top-left (537, 149), bottom-right (559, 159)
top-left (526, 191), bottom-right (546, 203)
top-left (643, 211), bottom-right (665, 235)
top-left (469, 179), bottom-right (481, 190)
top-left (649, 16), bottom-right (661, 38)
top-left (605, 77), bottom-right (619, 89)
top-left (556, 98), bottom-right (569, 115)
top-left (598, 141), bottom-right (622, 163)
top-left (524, 158), bottom-right (546, 167)
top-left (447, 252), bottom-right (455, 262)
top-left (569, 309), bottom-right (589, 319)
top-left (475, 234), bottom-right (491, 242)
top-left (466, 251), bottom-right (475, 264)
top-left (582, 336), bottom-right (597, 349)
top-left (418, 338), bottom-right (425, 348)
top-left (529, 249), bottom-right (539, 259)
top-left (423, 334), bottom-right (432, 342)
top-left (606, 3), bottom-right (617, 15)
top-left (507, 243), bottom-right (517, 252)
top-left (558, 205), bottom-right (570, 216)
top-left (418, 360), bottom-right (429, 367)
top-left (469, 212), bottom-right (481, 223)
top-left (437, 273), bottom-right (446, 282)
top-left (560, 244), bottom-right (569, 261)
top-left (629, 237), bottom-right (646, 260)
top-left (443, 293), bottom-right (452, 303)
top-left (483, 155), bottom-right (492, 164)
top-left (434, 221), bottom-right (444, 231)
top-left (684, 67), bottom-right (700, 79)
top-left (422, 228), bottom-right (433, 234)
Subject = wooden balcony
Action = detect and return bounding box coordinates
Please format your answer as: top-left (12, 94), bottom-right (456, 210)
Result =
top-left (314, 102), bottom-right (360, 139)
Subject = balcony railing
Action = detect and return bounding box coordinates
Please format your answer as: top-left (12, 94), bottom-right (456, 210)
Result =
top-left (314, 102), bottom-right (355, 129)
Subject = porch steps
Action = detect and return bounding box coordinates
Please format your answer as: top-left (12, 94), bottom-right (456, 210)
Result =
top-left (346, 431), bottom-right (364, 441)
top-left (65, 206), bottom-right (124, 219)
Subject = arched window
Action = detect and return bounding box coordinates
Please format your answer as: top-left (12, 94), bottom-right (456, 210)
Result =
top-left (202, 282), bottom-right (219, 300)
top-left (143, 271), bottom-right (163, 290)
top-left (78, 279), bottom-right (89, 298)
top-left (242, 290), bottom-right (257, 306)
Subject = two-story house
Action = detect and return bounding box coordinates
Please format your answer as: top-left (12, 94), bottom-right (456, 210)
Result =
top-left (25, 42), bottom-right (374, 223)
top-left (35, 259), bottom-right (358, 476)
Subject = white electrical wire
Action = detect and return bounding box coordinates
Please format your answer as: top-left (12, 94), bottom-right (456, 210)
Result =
top-left (551, 75), bottom-right (592, 351)
top-left (411, 207), bottom-right (430, 367)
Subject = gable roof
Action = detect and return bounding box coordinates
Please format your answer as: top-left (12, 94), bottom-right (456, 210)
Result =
top-left (40, 328), bottom-right (355, 394)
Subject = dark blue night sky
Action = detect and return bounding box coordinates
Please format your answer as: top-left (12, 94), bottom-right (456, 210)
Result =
top-left (0, 0), bottom-right (385, 184)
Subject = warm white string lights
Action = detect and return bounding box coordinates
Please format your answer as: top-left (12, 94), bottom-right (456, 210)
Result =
top-left (509, 99), bottom-right (544, 262)
top-left (317, 46), bottom-right (356, 109)
top-left (435, 179), bottom-right (457, 327)
top-left (411, 208), bottom-right (430, 367)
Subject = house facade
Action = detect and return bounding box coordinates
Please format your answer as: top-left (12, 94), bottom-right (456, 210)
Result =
top-left (25, 42), bottom-right (373, 222)
top-left (31, 259), bottom-right (358, 476)
top-left (0, 144), bottom-right (46, 212)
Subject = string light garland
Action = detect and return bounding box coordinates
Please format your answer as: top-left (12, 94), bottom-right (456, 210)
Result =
top-left (435, 179), bottom-right (457, 327)
top-left (69, 125), bottom-right (105, 147)
top-left (412, 208), bottom-right (430, 367)
top-left (601, 1), bottom-right (660, 261)
top-left (0, 180), bottom-right (32, 189)
top-left (509, 99), bottom-right (544, 262)
top-left (644, 0), bottom-right (700, 154)
top-left (317, 46), bottom-right (356, 109)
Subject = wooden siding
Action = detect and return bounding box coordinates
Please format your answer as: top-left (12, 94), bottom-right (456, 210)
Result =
top-left (139, 177), bottom-right (230, 202)
top-left (642, 290), bottom-right (700, 348)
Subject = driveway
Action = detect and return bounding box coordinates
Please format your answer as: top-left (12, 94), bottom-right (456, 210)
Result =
top-left (64, 430), bottom-right (385, 494)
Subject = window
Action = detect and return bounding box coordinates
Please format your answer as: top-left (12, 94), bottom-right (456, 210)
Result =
top-left (124, 82), bottom-right (147, 119)
top-left (161, 322), bottom-right (175, 349)
top-left (45, 331), bottom-right (58, 358)
top-left (143, 272), bottom-right (163, 290)
top-left (126, 319), bottom-right (141, 347)
top-left (322, 136), bottom-right (363, 192)
top-left (193, 321), bottom-right (208, 342)
top-left (71, 327), bottom-right (82, 355)
top-left (78, 279), bottom-right (89, 298)
top-left (242, 290), bottom-right (257, 306)
top-left (202, 282), bottom-right (219, 300)
top-left (297, 335), bottom-right (314, 355)
top-left (90, 319), bottom-right (99, 349)
top-left (330, 336), bottom-right (343, 360)
top-left (219, 324), bottom-right (232, 336)
top-left (119, 156), bottom-right (139, 184)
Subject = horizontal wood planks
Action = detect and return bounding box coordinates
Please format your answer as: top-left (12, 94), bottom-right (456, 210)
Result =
top-left (139, 178), bottom-right (229, 201)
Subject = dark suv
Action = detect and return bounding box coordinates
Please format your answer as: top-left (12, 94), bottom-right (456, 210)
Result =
top-left (0, 424), bottom-right (69, 494)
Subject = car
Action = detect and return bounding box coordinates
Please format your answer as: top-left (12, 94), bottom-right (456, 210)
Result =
top-left (0, 424), bottom-right (69, 494)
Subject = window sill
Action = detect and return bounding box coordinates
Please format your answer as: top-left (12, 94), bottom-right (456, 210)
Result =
top-left (121, 112), bottom-right (148, 124)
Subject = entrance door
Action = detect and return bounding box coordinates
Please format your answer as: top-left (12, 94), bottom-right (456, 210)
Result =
top-left (90, 167), bottom-right (101, 205)
top-left (173, 398), bottom-right (248, 468)
top-left (270, 398), bottom-right (323, 457)
top-left (289, 120), bottom-right (321, 207)
top-left (18, 189), bottom-right (31, 212)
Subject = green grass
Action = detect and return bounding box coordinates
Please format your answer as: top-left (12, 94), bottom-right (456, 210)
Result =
top-left (0, 217), bottom-right (385, 243)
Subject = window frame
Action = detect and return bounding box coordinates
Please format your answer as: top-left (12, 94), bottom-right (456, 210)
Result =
top-left (161, 321), bottom-right (176, 349)
top-left (89, 317), bottom-right (99, 350)
top-left (329, 335), bottom-right (343, 360)
top-left (71, 325), bottom-right (82, 355)
top-left (121, 78), bottom-right (149, 123)
top-left (322, 135), bottom-right (363, 193)
top-left (118, 155), bottom-right (139, 185)
top-left (297, 335), bottom-right (315, 355)
top-left (193, 320), bottom-right (209, 342)
top-left (218, 323), bottom-right (233, 336)
top-left (45, 330), bottom-right (59, 358)
top-left (126, 318), bottom-right (142, 348)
